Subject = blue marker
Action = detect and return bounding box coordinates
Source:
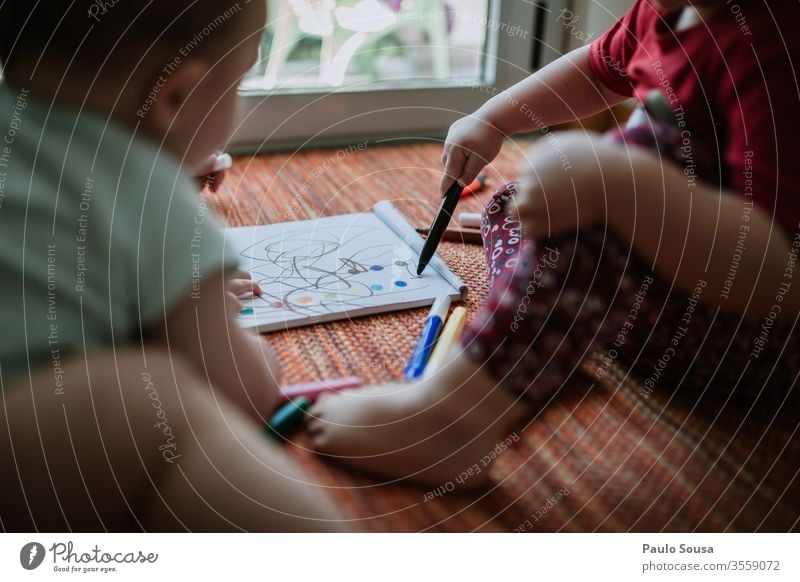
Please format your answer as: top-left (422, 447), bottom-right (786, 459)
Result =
top-left (403, 296), bottom-right (451, 381)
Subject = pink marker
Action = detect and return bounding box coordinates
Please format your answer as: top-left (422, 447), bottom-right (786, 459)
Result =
top-left (278, 376), bottom-right (363, 404)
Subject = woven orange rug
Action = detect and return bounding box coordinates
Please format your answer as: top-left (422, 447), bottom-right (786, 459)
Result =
top-left (209, 141), bottom-right (800, 532)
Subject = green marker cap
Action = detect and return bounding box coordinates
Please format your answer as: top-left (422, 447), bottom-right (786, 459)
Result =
top-left (266, 396), bottom-right (311, 437)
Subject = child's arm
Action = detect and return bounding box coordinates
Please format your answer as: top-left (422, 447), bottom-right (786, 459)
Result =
top-left (147, 270), bottom-right (280, 422)
top-left (440, 45), bottom-right (628, 194)
top-left (515, 132), bottom-right (797, 317)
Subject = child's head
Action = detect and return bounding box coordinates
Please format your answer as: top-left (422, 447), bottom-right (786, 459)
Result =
top-left (0, 1), bottom-right (266, 167)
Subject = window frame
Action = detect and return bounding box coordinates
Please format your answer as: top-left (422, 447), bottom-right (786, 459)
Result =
top-left (229, 0), bottom-right (569, 152)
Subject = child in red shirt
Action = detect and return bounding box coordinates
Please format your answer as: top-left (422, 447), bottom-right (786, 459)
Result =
top-left (310, 1), bottom-right (800, 487)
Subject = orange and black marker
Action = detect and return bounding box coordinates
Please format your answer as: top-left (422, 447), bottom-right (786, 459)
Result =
top-left (460, 174), bottom-right (487, 198)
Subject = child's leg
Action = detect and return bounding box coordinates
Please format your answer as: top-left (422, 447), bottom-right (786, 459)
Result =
top-left (306, 187), bottom-right (535, 487)
top-left (309, 347), bottom-right (525, 488)
top-left (307, 187), bottom-right (616, 487)
top-left (0, 348), bottom-right (343, 531)
top-left (461, 224), bottom-right (642, 401)
top-left (480, 181), bottom-right (528, 285)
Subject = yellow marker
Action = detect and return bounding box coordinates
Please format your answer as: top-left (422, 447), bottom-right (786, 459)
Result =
top-left (423, 307), bottom-right (468, 377)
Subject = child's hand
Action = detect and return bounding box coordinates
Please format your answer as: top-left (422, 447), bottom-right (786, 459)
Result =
top-left (223, 272), bottom-right (281, 387)
top-left (195, 153), bottom-right (229, 192)
top-left (514, 132), bottom-right (608, 240)
top-left (440, 113), bottom-right (505, 195)
top-left (228, 270), bottom-right (262, 309)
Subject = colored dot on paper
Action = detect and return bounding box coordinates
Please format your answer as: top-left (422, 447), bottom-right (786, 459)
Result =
top-left (371, 284), bottom-right (383, 291)
top-left (298, 296), bottom-right (313, 304)
top-left (394, 261), bottom-right (408, 267)
top-left (370, 265), bottom-right (384, 271)
top-left (271, 301), bottom-right (284, 309)
top-left (325, 293), bottom-right (337, 299)
top-left (394, 280), bottom-right (408, 288)
top-left (240, 308), bottom-right (255, 315)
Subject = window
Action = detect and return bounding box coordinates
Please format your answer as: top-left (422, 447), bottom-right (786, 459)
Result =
top-left (231, 0), bottom-right (569, 151)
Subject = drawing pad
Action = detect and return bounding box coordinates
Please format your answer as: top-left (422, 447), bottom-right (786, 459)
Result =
top-left (225, 203), bottom-right (466, 333)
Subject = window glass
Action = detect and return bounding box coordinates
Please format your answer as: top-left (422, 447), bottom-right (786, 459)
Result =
top-left (242, 0), bottom-right (491, 92)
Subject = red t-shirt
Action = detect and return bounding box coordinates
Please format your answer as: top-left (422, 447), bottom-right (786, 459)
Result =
top-left (589, 0), bottom-right (800, 237)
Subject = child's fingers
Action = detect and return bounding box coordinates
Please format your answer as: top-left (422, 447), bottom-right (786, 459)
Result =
top-left (440, 147), bottom-right (467, 195)
top-left (194, 154), bottom-right (229, 192)
top-left (229, 270), bottom-right (261, 297)
top-left (460, 153), bottom-right (487, 189)
top-left (440, 142), bottom-right (451, 168)
top-left (229, 278), bottom-right (262, 297)
top-left (196, 153), bottom-right (218, 176)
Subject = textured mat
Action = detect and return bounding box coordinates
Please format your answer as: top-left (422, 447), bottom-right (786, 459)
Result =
top-left (210, 140), bottom-right (800, 532)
